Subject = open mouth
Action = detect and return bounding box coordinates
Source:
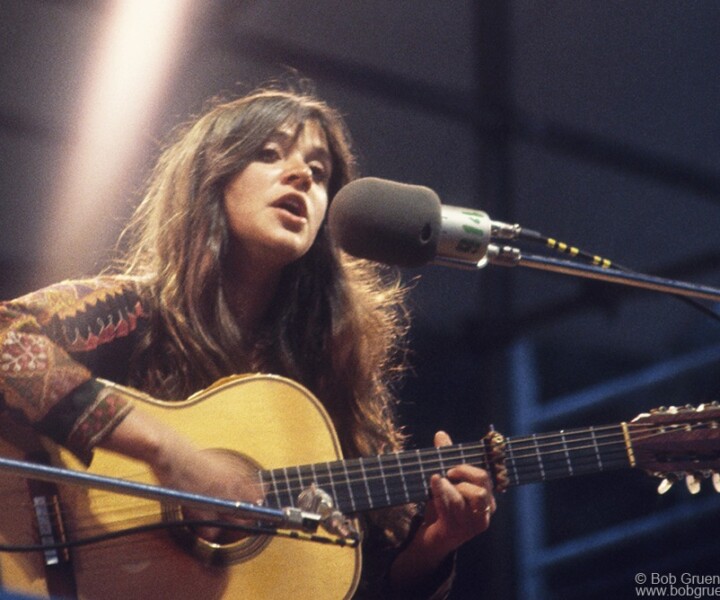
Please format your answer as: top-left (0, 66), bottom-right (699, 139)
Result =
top-left (273, 194), bottom-right (307, 219)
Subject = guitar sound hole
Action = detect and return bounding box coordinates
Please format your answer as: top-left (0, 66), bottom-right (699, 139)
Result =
top-left (162, 448), bottom-right (271, 567)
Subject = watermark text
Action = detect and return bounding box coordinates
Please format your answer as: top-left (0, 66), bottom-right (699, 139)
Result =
top-left (635, 573), bottom-right (720, 598)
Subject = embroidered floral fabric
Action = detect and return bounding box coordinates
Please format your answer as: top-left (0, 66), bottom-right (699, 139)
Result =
top-left (0, 278), bottom-right (142, 462)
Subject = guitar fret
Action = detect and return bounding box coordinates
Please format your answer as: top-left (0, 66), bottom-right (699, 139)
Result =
top-left (315, 463), bottom-right (342, 509)
top-left (258, 424), bottom-right (649, 514)
top-left (505, 440), bottom-right (518, 486)
top-left (341, 461), bottom-right (357, 512)
top-left (315, 463), bottom-right (331, 488)
top-left (560, 430), bottom-right (574, 476)
top-left (580, 431), bottom-right (603, 474)
top-left (416, 449), bottom-right (429, 496)
top-left (437, 448), bottom-right (447, 475)
top-left (532, 434), bottom-right (546, 480)
top-left (376, 456), bottom-right (392, 505)
top-left (281, 467), bottom-right (294, 506)
top-left (384, 454), bottom-right (404, 504)
top-left (325, 462), bottom-right (340, 505)
top-left (590, 426), bottom-right (604, 471)
top-left (257, 470), bottom-right (267, 507)
top-left (294, 466), bottom-right (305, 505)
top-left (358, 459), bottom-right (374, 509)
top-left (566, 428), bottom-right (620, 477)
top-left (394, 454), bottom-right (410, 503)
top-left (267, 469), bottom-right (283, 508)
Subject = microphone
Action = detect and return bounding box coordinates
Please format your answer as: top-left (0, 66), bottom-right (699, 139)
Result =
top-left (329, 177), bottom-right (517, 268)
top-left (328, 178), bottom-right (720, 309)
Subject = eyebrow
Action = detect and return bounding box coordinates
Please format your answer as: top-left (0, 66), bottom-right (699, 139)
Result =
top-left (266, 129), bottom-right (332, 167)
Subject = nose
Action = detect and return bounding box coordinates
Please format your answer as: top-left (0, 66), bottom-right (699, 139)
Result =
top-left (281, 158), bottom-right (312, 192)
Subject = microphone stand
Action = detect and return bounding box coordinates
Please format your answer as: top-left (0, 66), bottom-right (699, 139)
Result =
top-left (0, 455), bottom-right (321, 533)
top-left (435, 244), bottom-right (720, 303)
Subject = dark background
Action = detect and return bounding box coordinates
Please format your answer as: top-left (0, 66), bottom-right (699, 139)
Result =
top-left (1, 2), bottom-right (719, 598)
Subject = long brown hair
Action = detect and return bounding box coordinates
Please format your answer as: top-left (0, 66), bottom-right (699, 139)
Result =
top-left (118, 89), bottom-right (410, 460)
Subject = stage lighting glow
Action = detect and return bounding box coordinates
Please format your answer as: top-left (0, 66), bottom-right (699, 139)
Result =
top-left (44, 0), bottom-right (197, 279)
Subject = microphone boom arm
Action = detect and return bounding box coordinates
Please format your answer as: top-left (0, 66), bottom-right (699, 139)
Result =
top-left (0, 455), bottom-right (321, 533)
top-left (439, 244), bottom-right (720, 302)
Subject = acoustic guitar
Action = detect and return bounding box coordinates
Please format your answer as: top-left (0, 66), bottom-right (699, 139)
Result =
top-left (0, 373), bottom-right (718, 599)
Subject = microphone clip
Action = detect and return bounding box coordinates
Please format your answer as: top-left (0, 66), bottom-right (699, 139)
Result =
top-left (297, 484), bottom-right (360, 542)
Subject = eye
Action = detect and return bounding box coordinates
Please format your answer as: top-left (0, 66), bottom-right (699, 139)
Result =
top-left (256, 144), bottom-right (281, 162)
top-left (309, 161), bottom-right (330, 184)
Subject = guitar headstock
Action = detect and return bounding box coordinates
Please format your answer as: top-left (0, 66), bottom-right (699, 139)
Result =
top-left (630, 402), bottom-right (720, 495)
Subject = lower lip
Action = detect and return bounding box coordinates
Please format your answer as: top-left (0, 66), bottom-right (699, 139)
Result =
top-left (273, 207), bottom-right (308, 227)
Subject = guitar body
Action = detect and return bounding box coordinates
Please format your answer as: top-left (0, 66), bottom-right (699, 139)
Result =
top-left (0, 374), bottom-right (361, 599)
top-left (2, 374), bottom-right (718, 598)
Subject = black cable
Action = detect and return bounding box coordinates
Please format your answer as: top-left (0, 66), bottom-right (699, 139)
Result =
top-left (517, 228), bottom-right (720, 324)
top-left (0, 518), bottom-right (358, 554)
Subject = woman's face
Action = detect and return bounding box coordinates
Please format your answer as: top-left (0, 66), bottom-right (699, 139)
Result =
top-left (222, 120), bottom-right (333, 273)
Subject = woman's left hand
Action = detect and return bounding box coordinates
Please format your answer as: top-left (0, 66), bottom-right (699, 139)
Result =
top-left (417, 430), bottom-right (496, 556)
top-left (389, 430), bottom-right (496, 592)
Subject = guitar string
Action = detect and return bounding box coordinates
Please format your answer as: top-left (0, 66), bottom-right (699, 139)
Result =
top-left (8, 481), bottom-right (362, 554)
top-left (5, 453), bottom-right (708, 554)
top-left (262, 423), bottom-right (673, 487)
top-left (265, 420), bottom-right (705, 508)
top-left (5, 459), bottom-right (196, 538)
top-left (0, 517), bottom-right (358, 557)
top-left (345, 420), bottom-right (704, 481)
top-left (297, 448), bottom-right (635, 510)
top-left (28, 462), bottom-right (167, 534)
top-left (9, 426), bottom-right (692, 549)
top-left (34, 422), bottom-right (708, 517)
top-left (16, 420), bottom-right (715, 533)
top-left (422, 423), bottom-right (710, 494)
top-left (7, 424), bottom-right (620, 518)
top-left (11, 499), bottom-right (178, 542)
top-left (260, 422), bottom-right (715, 507)
top-left (266, 423), bottom-right (627, 481)
top-left (298, 448), bottom-right (633, 504)
top-left (246, 446), bottom-right (624, 512)
top-left (14, 450), bottom-right (622, 530)
top-left (64, 432), bottom-right (697, 530)
top-left (487, 421), bottom-right (711, 464)
top-left (324, 446), bottom-right (670, 512)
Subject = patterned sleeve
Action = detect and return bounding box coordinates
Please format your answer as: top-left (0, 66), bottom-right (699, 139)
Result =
top-left (0, 278), bottom-right (142, 463)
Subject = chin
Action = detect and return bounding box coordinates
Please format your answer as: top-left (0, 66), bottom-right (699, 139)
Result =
top-left (268, 240), bottom-right (313, 269)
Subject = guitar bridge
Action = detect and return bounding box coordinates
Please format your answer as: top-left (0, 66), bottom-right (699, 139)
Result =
top-left (32, 493), bottom-right (69, 566)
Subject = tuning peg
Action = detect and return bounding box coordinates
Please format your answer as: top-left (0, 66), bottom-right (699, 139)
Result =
top-left (713, 472), bottom-right (720, 493)
top-left (658, 477), bottom-right (675, 495)
top-left (685, 473), bottom-right (701, 495)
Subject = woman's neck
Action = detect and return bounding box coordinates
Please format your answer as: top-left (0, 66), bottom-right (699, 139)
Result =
top-left (222, 258), bottom-right (282, 332)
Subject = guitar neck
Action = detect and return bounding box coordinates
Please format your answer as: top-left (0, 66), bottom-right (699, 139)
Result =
top-left (260, 423), bottom-right (632, 514)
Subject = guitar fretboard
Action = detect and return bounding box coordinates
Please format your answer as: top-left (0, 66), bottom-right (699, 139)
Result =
top-left (259, 424), bottom-right (632, 514)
